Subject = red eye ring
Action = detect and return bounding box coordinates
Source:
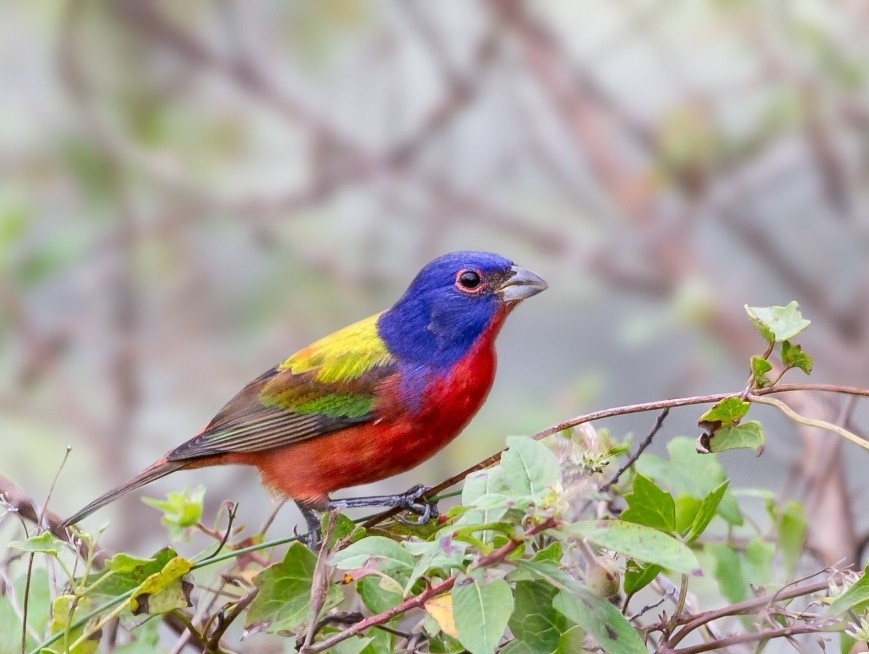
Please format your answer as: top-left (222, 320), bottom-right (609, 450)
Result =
top-left (455, 269), bottom-right (484, 293)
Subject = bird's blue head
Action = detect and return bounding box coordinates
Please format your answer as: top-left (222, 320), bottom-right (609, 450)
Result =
top-left (378, 251), bottom-right (547, 368)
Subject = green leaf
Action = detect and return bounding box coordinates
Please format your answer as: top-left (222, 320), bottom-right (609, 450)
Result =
top-left (357, 576), bottom-right (402, 614)
top-left (824, 565), bottom-right (869, 619)
top-left (246, 542), bottom-right (342, 632)
top-left (750, 355), bottom-right (773, 387)
top-left (623, 561), bottom-right (662, 596)
top-left (508, 581), bottom-right (571, 654)
top-left (501, 641), bottom-right (537, 654)
top-left (452, 576), bottom-right (514, 654)
top-left (428, 631), bottom-right (466, 653)
top-left (636, 438), bottom-right (742, 526)
top-left (331, 635), bottom-right (375, 654)
top-left (330, 536), bottom-right (415, 574)
top-left (744, 302), bottom-right (811, 343)
top-left (110, 615), bottom-right (160, 654)
top-left (531, 541), bottom-right (563, 564)
top-left (500, 436), bottom-right (561, 502)
top-left (517, 561), bottom-right (645, 654)
top-left (685, 481), bottom-right (729, 543)
top-left (1, 570), bottom-right (51, 653)
top-left (773, 500), bottom-right (807, 576)
top-left (49, 595), bottom-right (99, 654)
top-left (674, 496), bottom-right (702, 535)
top-left (555, 626), bottom-right (585, 654)
top-left (742, 538), bottom-right (775, 586)
top-left (706, 543), bottom-right (747, 603)
top-left (129, 555), bottom-right (193, 615)
top-left (781, 340), bottom-right (813, 374)
top-left (85, 548), bottom-right (178, 599)
top-left (708, 421), bottom-right (764, 454)
top-left (461, 468), bottom-right (510, 526)
top-left (403, 537), bottom-right (469, 595)
top-left (562, 521), bottom-right (698, 573)
top-left (8, 532), bottom-right (64, 556)
top-left (621, 474), bottom-right (676, 533)
top-left (322, 512), bottom-right (358, 548)
top-left (0, 598), bottom-right (21, 654)
top-left (698, 397), bottom-right (750, 431)
top-left (141, 486), bottom-right (205, 539)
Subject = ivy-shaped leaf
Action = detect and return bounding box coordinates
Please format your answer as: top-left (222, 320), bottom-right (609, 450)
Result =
top-left (781, 340), bottom-right (813, 374)
top-left (707, 421), bottom-right (764, 454)
top-left (750, 355), bottom-right (772, 387)
top-left (744, 302), bottom-right (811, 343)
top-left (698, 397), bottom-right (750, 432)
top-left (247, 542), bottom-right (342, 633)
top-left (85, 548), bottom-right (178, 600)
top-left (9, 532), bottom-right (64, 556)
top-left (141, 486), bottom-right (205, 539)
top-left (128, 555), bottom-right (193, 615)
top-left (508, 581), bottom-right (572, 653)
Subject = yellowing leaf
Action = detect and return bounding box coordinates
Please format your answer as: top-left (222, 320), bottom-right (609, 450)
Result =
top-left (425, 594), bottom-right (458, 639)
top-left (129, 556), bottom-right (193, 615)
top-left (49, 595), bottom-right (98, 654)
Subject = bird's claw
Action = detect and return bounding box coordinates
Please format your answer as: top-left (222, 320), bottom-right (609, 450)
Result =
top-left (394, 485), bottom-right (438, 526)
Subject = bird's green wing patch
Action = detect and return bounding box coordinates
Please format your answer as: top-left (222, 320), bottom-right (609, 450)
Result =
top-left (169, 314), bottom-right (397, 460)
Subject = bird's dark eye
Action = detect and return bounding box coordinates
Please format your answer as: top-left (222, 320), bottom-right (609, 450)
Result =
top-left (456, 269), bottom-right (483, 292)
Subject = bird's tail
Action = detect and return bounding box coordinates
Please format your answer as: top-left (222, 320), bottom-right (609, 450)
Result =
top-left (62, 458), bottom-right (188, 528)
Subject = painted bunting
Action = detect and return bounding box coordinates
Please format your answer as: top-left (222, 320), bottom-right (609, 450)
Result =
top-left (62, 251), bottom-right (547, 537)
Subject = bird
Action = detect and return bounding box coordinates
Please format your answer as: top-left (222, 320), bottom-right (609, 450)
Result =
top-left (62, 251), bottom-right (547, 540)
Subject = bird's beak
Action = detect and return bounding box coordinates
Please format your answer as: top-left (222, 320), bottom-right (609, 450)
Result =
top-left (496, 265), bottom-right (548, 302)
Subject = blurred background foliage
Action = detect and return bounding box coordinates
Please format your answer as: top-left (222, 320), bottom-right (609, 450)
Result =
top-left (1, 0), bottom-right (867, 565)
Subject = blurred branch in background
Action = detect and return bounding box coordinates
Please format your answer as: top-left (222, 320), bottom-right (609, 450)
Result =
top-left (1, 0), bottom-right (867, 577)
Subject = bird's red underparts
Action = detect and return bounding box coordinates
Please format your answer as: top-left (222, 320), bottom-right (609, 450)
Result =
top-left (207, 309), bottom-right (504, 508)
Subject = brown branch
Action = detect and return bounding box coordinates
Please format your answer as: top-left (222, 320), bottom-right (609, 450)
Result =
top-left (364, 383), bottom-right (869, 528)
top-left (665, 580), bottom-right (829, 647)
top-left (670, 624), bottom-right (836, 654)
top-left (600, 408), bottom-right (670, 492)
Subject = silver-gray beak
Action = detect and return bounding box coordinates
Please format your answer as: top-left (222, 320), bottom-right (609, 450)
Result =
top-left (496, 265), bottom-right (548, 302)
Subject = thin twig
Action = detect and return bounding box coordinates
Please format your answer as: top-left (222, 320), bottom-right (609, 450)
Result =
top-left (600, 408), bottom-right (670, 492)
top-left (665, 580), bottom-right (829, 647)
top-left (671, 624), bottom-right (837, 654)
top-left (199, 502), bottom-right (238, 562)
top-left (749, 394), bottom-right (868, 451)
top-left (22, 446), bottom-right (72, 654)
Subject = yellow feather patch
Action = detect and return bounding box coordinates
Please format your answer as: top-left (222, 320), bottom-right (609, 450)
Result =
top-left (279, 313), bottom-right (395, 383)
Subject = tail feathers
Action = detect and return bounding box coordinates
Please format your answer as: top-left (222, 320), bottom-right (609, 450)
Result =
top-left (62, 459), bottom-right (187, 528)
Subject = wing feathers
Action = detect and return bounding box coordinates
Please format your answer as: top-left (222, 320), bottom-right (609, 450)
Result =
top-left (168, 317), bottom-right (398, 461)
